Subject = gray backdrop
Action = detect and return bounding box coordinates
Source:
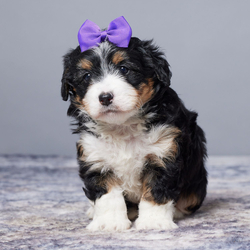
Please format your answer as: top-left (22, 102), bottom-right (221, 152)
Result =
top-left (0, 0), bottom-right (249, 156)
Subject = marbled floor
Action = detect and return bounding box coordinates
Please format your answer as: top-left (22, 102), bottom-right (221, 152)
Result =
top-left (0, 155), bottom-right (250, 250)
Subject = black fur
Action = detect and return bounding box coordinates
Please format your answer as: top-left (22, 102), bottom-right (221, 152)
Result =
top-left (144, 87), bottom-right (207, 211)
top-left (61, 37), bottom-right (207, 215)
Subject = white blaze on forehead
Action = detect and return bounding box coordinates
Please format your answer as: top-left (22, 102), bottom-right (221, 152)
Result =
top-left (93, 41), bottom-right (115, 73)
top-left (83, 74), bottom-right (138, 123)
top-left (94, 41), bottom-right (115, 57)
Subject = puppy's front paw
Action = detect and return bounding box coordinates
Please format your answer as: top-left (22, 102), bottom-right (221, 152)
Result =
top-left (87, 216), bottom-right (131, 232)
top-left (86, 206), bottom-right (94, 219)
top-left (135, 200), bottom-right (178, 230)
top-left (135, 217), bottom-right (178, 230)
top-left (86, 187), bottom-right (132, 231)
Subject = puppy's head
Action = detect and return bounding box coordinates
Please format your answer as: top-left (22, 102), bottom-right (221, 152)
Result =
top-left (61, 38), bottom-right (172, 125)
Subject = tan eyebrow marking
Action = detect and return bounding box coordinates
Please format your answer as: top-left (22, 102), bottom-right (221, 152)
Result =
top-left (136, 78), bottom-right (155, 106)
top-left (112, 51), bottom-right (126, 65)
top-left (79, 59), bottom-right (93, 70)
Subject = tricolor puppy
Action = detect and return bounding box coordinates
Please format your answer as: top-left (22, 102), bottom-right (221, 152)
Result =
top-left (61, 16), bottom-right (207, 231)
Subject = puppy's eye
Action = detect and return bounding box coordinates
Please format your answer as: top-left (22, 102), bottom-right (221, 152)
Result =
top-left (83, 73), bottom-right (91, 82)
top-left (119, 66), bottom-right (129, 75)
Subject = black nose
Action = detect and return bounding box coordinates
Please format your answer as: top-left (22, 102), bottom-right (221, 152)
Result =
top-left (99, 92), bottom-right (113, 106)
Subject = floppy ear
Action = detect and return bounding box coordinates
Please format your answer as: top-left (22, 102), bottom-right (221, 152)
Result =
top-left (130, 38), bottom-right (172, 87)
top-left (61, 47), bottom-right (81, 101)
top-left (61, 71), bottom-right (70, 101)
top-left (154, 53), bottom-right (172, 87)
top-left (61, 51), bottom-right (72, 101)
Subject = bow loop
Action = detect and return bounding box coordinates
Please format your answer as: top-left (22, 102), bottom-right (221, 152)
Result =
top-left (78, 16), bottom-right (132, 52)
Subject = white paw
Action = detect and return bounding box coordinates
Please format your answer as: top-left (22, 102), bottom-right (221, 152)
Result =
top-left (86, 216), bottom-right (131, 232)
top-left (86, 187), bottom-right (131, 231)
top-left (135, 200), bottom-right (178, 230)
top-left (86, 206), bottom-right (94, 219)
top-left (135, 217), bottom-right (178, 230)
top-left (174, 208), bottom-right (184, 219)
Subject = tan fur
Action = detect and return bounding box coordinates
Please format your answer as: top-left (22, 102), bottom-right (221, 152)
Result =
top-left (127, 204), bottom-right (138, 221)
top-left (77, 142), bottom-right (84, 157)
top-left (82, 99), bottom-right (90, 114)
top-left (153, 126), bottom-right (180, 162)
top-left (98, 172), bottom-right (122, 192)
top-left (136, 79), bottom-right (155, 106)
top-left (141, 171), bottom-right (170, 205)
top-left (145, 153), bottom-right (166, 168)
top-left (112, 51), bottom-right (126, 65)
top-left (141, 181), bottom-right (156, 204)
top-left (79, 59), bottom-right (93, 70)
top-left (73, 95), bottom-right (91, 115)
top-left (176, 193), bottom-right (200, 214)
top-left (73, 95), bottom-right (84, 109)
top-left (76, 142), bottom-right (88, 164)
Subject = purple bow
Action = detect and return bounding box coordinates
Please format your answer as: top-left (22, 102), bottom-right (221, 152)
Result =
top-left (78, 16), bottom-right (132, 52)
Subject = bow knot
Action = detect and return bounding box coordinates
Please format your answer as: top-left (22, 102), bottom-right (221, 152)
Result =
top-left (78, 16), bottom-right (132, 52)
top-left (100, 30), bottom-right (107, 42)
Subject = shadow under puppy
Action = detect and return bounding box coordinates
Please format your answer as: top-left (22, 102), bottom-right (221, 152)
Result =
top-left (61, 16), bottom-right (207, 231)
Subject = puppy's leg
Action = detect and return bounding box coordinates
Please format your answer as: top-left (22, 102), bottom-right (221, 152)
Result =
top-left (78, 151), bottom-right (131, 231)
top-left (87, 186), bottom-right (131, 231)
top-left (135, 162), bottom-right (180, 230)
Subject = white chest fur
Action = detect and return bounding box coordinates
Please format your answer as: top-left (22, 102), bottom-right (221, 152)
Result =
top-left (79, 122), bottom-right (179, 203)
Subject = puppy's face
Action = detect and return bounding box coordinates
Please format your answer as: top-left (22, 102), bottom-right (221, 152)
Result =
top-left (74, 42), bottom-right (154, 124)
top-left (62, 39), bottom-right (171, 124)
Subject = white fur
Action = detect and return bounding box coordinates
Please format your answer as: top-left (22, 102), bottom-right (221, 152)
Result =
top-left (94, 42), bottom-right (114, 64)
top-left (86, 187), bottom-right (131, 231)
top-left (86, 200), bottom-right (94, 219)
top-left (83, 74), bottom-right (138, 125)
top-left (79, 122), bottom-right (178, 204)
top-left (135, 200), bottom-right (178, 230)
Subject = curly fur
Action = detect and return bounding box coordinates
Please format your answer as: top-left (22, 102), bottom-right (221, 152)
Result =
top-left (61, 37), bottom-right (207, 231)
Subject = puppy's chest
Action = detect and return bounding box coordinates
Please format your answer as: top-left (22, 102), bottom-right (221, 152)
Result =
top-left (80, 124), bottom-right (176, 202)
top-left (81, 128), bottom-right (151, 175)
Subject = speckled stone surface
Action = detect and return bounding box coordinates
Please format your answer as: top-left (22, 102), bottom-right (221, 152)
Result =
top-left (0, 155), bottom-right (250, 249)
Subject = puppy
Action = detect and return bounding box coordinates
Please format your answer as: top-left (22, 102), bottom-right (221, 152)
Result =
top-left (61, 17), bottom-right (207, 231)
